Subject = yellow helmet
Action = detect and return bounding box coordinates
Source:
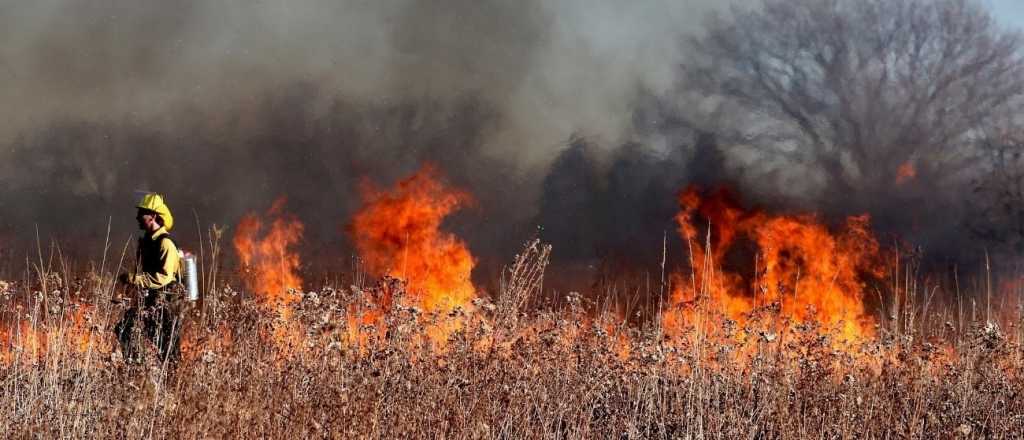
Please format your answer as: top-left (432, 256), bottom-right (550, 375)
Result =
top-left (137, 193), bottom-right (174, 231)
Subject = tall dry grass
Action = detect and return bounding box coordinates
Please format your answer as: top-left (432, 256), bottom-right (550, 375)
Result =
top-left (0, 239), bottom-right (1022, 439)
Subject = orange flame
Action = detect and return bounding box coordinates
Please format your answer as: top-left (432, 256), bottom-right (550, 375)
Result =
top-left (233, 198), bottom-right (304, 305)
top-left (665, 186), bottom-right (883, 343)
top-left (0, 304), bottom-right (102, 365)
top-left (896, 161), bottom-right (916, 185)
top-left (351, 165), bottom-right (476, 313)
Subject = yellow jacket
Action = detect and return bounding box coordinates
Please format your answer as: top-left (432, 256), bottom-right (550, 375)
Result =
top-left (130, 227), bottom-right (181, 290)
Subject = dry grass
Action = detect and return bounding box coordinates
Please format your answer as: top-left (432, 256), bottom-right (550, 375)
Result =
top-left (1, 243), bottom-right (1023, 439)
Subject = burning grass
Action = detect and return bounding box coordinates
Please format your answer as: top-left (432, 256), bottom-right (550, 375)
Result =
top-left (352, 165), bottom-right (477, 314)
top-left (1, 170), bottom-right (1023, 437)
top-left (666, 186), bottom-right (884, 345)
top-left (0, 241), bottom-right (1022, 438)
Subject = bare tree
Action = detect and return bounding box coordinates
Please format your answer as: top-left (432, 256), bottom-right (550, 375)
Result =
top-left (685, 0), bottom-right (1024, 201)
top-left (968, 134), bottom-right (1024, 252)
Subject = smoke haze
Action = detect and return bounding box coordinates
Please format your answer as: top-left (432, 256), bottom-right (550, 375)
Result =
top-left (0, 0), bottom-right (726, 268)
top-left (0, 0), bottom-right (720, 158)
top-left (4, 0), bottom-right (1009, 290)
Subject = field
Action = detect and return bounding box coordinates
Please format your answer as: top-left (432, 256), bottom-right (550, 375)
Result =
top-left (1, 240), bottom-right (1023, 439)
top-left (7, 0), bottom-right (1024, 437)
top-left (2, 169), bottom-right (1024, 439)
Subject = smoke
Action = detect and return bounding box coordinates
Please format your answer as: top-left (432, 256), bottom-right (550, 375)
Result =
top-left (0, 0), bottom-right (720, 155)
top-left (533, 94), bottom-right (732, 289)
top-left (1, 0), bottom-right (1014, 298)
top-left (0, 0), bottom-right (725, 269)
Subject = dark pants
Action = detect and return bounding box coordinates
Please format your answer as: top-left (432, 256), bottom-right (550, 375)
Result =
top-left (114, 290), bottom-right (184, 364)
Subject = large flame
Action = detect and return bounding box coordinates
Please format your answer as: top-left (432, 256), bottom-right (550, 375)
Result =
top-left (665, 186), bottom-right (883, 343)
top-left (233, 198), bottom-right (304, 305)
top-left (351, 165), bottom-right (476, 312)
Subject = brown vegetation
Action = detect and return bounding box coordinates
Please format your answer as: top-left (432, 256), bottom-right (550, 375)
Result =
top-left (0, 239), bottom-right (1022, 439)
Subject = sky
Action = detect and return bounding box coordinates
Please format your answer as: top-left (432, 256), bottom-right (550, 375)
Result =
top-left (991, 0), bottom-right (1024, 28)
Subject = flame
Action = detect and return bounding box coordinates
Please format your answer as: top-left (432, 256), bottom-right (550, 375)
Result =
top-left (896, 161), bottom-right (916, 185)
top-left (351, 165), bottom-right (476, 312)
top-left (665, 186), bottom-right (883, 344)
top-left (0, 303), bottom-right (102, 365)
top-left (233, 198), bottom-right (306, 349)
top-left (233, 198), bottom-right (304, 305)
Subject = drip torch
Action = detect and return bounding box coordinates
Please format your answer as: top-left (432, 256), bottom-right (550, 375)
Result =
top-left (179, 250), bottom-right (200, 301)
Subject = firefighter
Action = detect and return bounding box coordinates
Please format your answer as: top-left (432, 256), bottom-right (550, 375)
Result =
top-left (114, 193), bottom-right (184, 364)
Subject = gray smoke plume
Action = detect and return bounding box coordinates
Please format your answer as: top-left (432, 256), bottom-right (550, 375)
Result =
top-left (2, 0), bottom-right (1019, 298)
top-left (0, 0), bottom-right (720, 152)
top-left (0, 0), bottom-right (725, 273)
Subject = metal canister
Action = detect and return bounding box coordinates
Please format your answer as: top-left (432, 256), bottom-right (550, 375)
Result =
top-left (183, 253), bottom-right (200, 301)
